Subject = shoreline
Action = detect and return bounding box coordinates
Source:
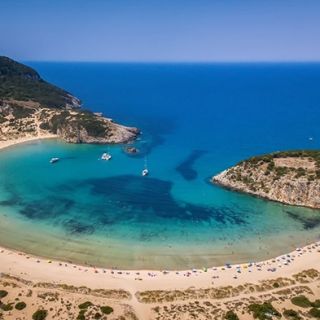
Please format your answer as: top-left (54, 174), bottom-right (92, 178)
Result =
top-left (0, 134), bottom-right (58, 151)
top-left (1, 241), bottom-right (319, 292)
top-left (0, 137), bottom-right (319, 291)
top-left (213, 174), bottom-right (320, 210)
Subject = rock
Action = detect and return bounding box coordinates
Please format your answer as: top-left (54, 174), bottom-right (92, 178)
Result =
top-left (0, 57), bottom-right (140, 144)
top-left (212, 151), bottom-right (320, 208)
top-left (124, 146), bottom-right (140, 154)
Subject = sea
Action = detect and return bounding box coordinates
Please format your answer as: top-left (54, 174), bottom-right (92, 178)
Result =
top-left (0, 62), bottom-right (320, 269)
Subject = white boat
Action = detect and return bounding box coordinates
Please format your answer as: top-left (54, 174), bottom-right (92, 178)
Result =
top-left (142, 157), bottom-right (149, 176)
top-left (101, 152), bottom-right (112, 160)
top-left (50, 157), bottom-right (59, 164)
top-left (142, 169), bottom-right (149, 176)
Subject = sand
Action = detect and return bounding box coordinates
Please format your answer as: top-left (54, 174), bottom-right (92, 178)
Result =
top-left (0, 134), bottom-right (57, 151)
top-left (1, 136), bottom-right (320, 319)
top-left (1, 243), bottom-right (319, 319)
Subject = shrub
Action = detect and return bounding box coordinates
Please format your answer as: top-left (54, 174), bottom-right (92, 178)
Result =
top-left (15, 301), bottom-right (27, 310)
top-left (100, 306), bottom-right (114, 315)
top-left (80, 118), bottom-right (106, 137)
top-left (32, 309), bottom-right (48, 320)
top-left (78, 301), bottom-right (93, 309)
top-left (283, 309), bottom-right (301, 319)
top-left (50, 111), bottom-right (69, 133)
top-left (0, 290), bottom-right (8, 298)
top-left (309, 308), bottom-right (320, 318)
top-left (312, 300), bottom-right (320, 308)
top-left (225, 310), bottom-right (240, 320)
top-left (291, 295), bottom-right (312, 308)
top-left (248, 302), bottom-right (281, 320)
top-left (39, 122), bottom-right (51, 131)
top-left (11, 105), bottom-right (34, 119)
top-left (0, 303), bottom-right (13, 311)
top-left (77, 309), bottom-right (86, 320)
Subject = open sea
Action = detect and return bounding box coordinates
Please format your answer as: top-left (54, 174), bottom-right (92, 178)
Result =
top-left (1, 63), bottom-right (320, 269)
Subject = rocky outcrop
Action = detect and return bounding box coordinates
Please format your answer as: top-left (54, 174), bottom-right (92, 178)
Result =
top-left (0, 57), bottom-right (139, 144)
top-left (56, 117), bottom-right (138, 144)
top-left (0, 100), bottom-right (139, 144)
top-left (212, 151), bottom-right (320, 208)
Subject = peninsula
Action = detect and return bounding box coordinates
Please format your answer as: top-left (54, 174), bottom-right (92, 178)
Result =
top-left (0, 56), bottom-right (139, 145)
top-left (212, 150), bottom-right (320, 208)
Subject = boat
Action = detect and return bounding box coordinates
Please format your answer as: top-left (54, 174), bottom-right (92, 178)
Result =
top-left (101, 152), bottom-right (112, 160)
top-left (142, 168), bottom-right (149, 176)
top-left (142, 157), bottom-right (149, 176)
top-left (50, 157), bottom-right (59, 164)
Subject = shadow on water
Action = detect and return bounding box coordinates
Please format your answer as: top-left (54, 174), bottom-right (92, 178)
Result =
top-left (1, 174), bottom-right (249, 235)
top-left (19, 197), bottom-right (75, 219)
top-left (64, 219), bottom-right (95, 235)
top-left (79, 175), bottom-right (247, 225)
top-left (123, 116), bottom-right (177, 158)
top-left (285, 210), bottom-right (320, 229)
top-left (176, 150), bottom-right (207, 181)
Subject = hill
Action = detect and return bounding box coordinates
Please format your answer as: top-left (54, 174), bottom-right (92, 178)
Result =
top-left (212, 150), bottom-right (320, 208)
top-left (0, 57), bottom-right (138, 144)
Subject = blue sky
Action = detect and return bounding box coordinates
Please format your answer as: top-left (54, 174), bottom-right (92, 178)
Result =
top-left (1, 0), bottom-right (320, 62)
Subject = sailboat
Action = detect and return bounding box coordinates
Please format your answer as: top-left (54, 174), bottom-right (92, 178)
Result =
top-left (101, 146), bottom-right (112, 160)
top-left (50, 157), bottom-right (59, 164)
top-left (101, 152), bottom-right (112, 160)
top-left (142, 157), bottom-right (149, 176)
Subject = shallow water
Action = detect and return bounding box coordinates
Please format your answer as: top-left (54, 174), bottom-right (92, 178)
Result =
top-left (0, 63), bottom-right (320, 269)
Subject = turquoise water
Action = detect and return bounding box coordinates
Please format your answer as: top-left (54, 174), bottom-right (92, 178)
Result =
top-left (1, 63), bottom-right (320, 269)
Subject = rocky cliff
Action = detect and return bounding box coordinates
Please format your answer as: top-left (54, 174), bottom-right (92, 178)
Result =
top-left (0, 57), bottom-right (139, 144)
top-left (212, 151), bottom-right (320, 208)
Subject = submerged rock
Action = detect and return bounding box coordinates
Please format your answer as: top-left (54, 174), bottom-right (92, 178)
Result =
top-left (123, 146), bottom-right (140, 154)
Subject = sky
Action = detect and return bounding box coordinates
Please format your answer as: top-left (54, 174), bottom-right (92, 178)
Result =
top-left (1, 0), bottom-right (320, 62)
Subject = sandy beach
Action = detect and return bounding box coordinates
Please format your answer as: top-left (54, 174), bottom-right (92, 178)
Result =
top-left (1, 137), bottom-right (320, 319)
top-left (0, 134), bottom-right (57, 151)
top-left (1, 242), bottom-right (320, 319)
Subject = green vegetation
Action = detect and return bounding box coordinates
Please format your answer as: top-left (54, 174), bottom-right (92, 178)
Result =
top-left (239, 150), bottom-right (320, 170)
top-left (77, 309), bottom-right (86, 320)
top-left (291, 295), bottom-right (312, 308)
top-left (229, 150), bottom-right (320, 189)
top-left (100, 305), bottom-right (114, 315)
top-left (248, 302), bottom-right (281, 320)
top-left (32, 309), bottom-right (48, 320)
top-left (15, 301), bottom-right (27, 310)
top-left (0, 290), bottom-right (8, 298)
top-left (39, 109), bottom-right (107, 138)
top-left (75, 112), bottom-right (107, 137)
top-left (283, 309), bottom-right (301, 319)
top-left (0, 56), bottom-right (78, 108)
top-left (225, 310), bottom-right (240, 320)
top-left (48, 110), bottom-right (70, 133)
top-left (11, 104), bottom-right (34, 119)
top-left (0, 302), bottom-right (14, 311)
top-left (309, 308), bottom-right (320, 318)
top-left (78, 301), bottom-right (94, 309)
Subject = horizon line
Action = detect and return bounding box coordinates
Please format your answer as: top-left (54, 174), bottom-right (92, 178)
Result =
top-left (22, 60), bottom-right (320, 64)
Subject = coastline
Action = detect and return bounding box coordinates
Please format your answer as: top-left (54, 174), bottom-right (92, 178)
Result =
top-left (1, 242), bottom-right (319, 292)
top-left (1, 137), bottom-right (320, 319)
top-left (0, 136), bottom-right (319, 287)
top-left (1, 244), bottom-right (319, 320)
top-left (0, 134), bottom-right (58, 151)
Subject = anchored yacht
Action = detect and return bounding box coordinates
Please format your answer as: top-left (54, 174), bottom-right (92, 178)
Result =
top-left (50, 157), bottom-right (59, 164)
top-left (101, 152), bottom-right (112, 160)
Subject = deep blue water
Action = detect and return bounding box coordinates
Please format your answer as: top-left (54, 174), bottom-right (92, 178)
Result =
top-left (0, 63), bottom-right (320, 269)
